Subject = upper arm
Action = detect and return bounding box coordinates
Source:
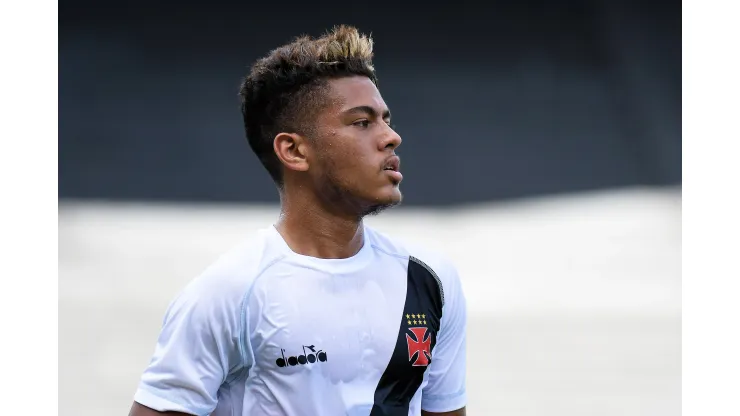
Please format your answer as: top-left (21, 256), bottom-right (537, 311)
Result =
top-left (421, 407), bottom-right (467, 416)
top-left (132, 275), bottom-right (246, 415)
top-left (421, 261), bottom-right (468, 413)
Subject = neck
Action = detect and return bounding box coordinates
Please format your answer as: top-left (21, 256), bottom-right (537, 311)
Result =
top-left (275, 188), bottom-right (365, 260)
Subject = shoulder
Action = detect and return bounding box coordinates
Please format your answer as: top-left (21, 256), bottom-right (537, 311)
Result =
top-left (366, 225), bottom-right (462, 297)
top-left (164, 227), bottom-right (284, 320)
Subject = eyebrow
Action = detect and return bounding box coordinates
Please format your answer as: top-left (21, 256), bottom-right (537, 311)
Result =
top-left (343, 105), bottom-right (392, 120)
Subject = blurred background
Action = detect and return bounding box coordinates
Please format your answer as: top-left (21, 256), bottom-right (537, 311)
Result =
top-left (58, 0), bottom-right (681, 415)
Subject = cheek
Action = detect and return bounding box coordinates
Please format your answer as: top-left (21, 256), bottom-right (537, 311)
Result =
top-left (323, 136), bottom-right (371, 169)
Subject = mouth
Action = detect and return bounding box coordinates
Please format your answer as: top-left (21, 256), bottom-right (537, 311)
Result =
top-left (382, 156), bottom-right (403, 184)
top-left (383, 156), bottom-right (401, 172)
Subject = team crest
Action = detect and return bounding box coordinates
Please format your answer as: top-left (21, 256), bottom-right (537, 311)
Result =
top-left (405, 313), bottom-right (432, 366)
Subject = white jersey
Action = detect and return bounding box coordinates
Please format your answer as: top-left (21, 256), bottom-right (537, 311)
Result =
top-left (134, 224), bottom-right (467, 416)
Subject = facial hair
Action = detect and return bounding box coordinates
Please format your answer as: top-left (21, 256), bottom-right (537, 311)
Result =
top-left (317, 169), bottom-right (401, 219)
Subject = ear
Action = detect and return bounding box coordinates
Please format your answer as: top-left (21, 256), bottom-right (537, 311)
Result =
top-left (273, 132), bottom-right (310, 173)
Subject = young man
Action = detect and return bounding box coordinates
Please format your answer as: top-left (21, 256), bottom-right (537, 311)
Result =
top-left (129, 25), bottom-right (467, 416)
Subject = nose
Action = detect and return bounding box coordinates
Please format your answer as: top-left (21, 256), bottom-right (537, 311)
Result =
top-left (379, 125), bottom-right (402, 151)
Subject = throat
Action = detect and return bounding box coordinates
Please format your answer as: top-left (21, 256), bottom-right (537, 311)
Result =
top-left (275, 209), bottom-right (365, 260)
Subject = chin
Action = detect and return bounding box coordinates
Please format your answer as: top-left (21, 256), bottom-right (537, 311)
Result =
top-left (378, 184), bottom-right (403, 204)
top-left (361, 188), bottom-right (403, 217)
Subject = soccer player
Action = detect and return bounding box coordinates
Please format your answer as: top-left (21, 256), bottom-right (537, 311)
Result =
top-left (129, 25), bottom-right (467, 416)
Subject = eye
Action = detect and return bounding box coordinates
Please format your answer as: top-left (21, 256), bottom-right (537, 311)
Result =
top-left (353, 120), bottom-right (370, 128)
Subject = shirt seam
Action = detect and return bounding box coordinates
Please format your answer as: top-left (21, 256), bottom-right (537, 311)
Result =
top-left (370, 244), bottom-right (409, 260)
top-left (239, 254), bottom-right (287, 371)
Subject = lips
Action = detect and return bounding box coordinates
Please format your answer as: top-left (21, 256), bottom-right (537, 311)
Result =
top-left (383, 156), bottom-right (400, 172)
top-left (382, 156), bottom-right (403, 183)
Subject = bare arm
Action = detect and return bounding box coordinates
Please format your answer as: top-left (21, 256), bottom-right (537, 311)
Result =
top-left (128, 402), bottom-right (194, 416)
top-left (422, 407), bottom-right (466, 416)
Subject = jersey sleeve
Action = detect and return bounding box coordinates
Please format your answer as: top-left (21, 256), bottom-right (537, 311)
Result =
top-left (422, 262), bottom-right (468, 412)
top-left (133, 274), bottom-right (246, 416)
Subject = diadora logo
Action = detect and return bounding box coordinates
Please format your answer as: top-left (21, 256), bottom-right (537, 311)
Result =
top-left (275, 345), bottom-right (328, 368)
top-left (405, 313), bottom-right (432, 367)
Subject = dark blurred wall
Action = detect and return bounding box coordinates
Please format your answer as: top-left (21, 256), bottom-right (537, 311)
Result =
top-left (59, 0), bottom-right (680, 206)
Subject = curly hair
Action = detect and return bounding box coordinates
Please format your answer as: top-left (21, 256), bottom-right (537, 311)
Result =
top-left (239, 25), bottom-right (378, 186)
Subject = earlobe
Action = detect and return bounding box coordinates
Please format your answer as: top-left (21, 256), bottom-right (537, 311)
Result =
top-left (274, 132), bottom-right (310, 173)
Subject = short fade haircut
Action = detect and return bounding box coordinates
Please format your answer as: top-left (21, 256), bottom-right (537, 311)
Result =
top-left (239, 25), bottom-right (378, 187)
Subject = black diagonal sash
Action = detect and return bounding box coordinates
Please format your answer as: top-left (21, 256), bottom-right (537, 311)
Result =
top-left (370, 256), bottom-right (444, 416)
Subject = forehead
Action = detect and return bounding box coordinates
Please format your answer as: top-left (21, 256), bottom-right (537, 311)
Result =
top-left (326, 76), bottom-right (387, 113)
